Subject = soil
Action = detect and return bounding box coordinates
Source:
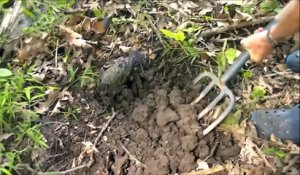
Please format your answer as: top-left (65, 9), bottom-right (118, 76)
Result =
top-left (39, 62), bottom-right (243, 175)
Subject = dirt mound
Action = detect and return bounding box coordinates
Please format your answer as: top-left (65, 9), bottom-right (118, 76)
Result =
top-left (88, 67), bottom-right (241, 175)
top-left (41, 66), bottom-right (241, 175)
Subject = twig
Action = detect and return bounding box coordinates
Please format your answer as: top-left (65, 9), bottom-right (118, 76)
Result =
top-left (255, 145), bottom-right (277, 172)
top-left (204, 141), bottom-right (219, 161)
top-left (60, 164), bottom-right (87, 175)
top-left (211, 36), bottom-right (243, 43)
top-left (283, 155), bottom-right (300, 173)
top-left (64, 9), bottom-right (87, 14)
top-left (41, 152), bottom-right (95, 175)
top-left (197, 16), bottom-right (275, 38)
top-left (120, 142), bottom-right (146, 168)
top-left (55, 39), bottom-right (59, 67)
top-left (181, 165), bottom-right (225, 175)
top-left (94, 108), bottom-right (117, 145)
top-left (0, 0), bottom-right (22, 35)
top-left (146, 15), bottom-right (165, 47)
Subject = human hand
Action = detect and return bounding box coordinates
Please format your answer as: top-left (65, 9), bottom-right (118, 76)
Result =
top-left (241, 27), bottom-right (274, 63)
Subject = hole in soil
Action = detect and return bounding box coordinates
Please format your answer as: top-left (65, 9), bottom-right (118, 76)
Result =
top-left (43, 63), bottom-right (242, 174)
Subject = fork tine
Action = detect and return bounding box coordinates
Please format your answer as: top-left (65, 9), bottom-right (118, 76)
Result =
top-left (191, 81), bottom-right (215, 105)
top-left (192, 72), bottom-right (212, 85)
top-left (197, 91), bottom-right (225, 119)
top-left (202, 89), bottom-right (235, 136)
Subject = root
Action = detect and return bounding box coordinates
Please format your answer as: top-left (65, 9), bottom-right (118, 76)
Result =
top-left (120, 142), bottom-right (146, 168)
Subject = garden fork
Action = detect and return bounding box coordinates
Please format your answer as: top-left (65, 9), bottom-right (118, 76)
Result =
top-left (191, 20), bottom-right (276, 136)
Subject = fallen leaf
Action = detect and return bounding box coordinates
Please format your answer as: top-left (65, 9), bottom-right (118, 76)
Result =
top-left (196, 160), bottom-right (209, 170)
top-left (65, 14), bottom-right (84, 26)
top-left (60, 89), bottom-right (74, 103)
top-left (217, 0), bottom-right (249, 6)
top-left (119, 46), bottom-right (132, 53)
top-left (50, 101), bottom-right (62, 116)
top-left (239, 137), bottom-right (262, 166)
top-left (18, 37), bottom-right (49, 63)
top-left (199, 6), bottom-right (213, 15)
top-left (60, 25), bottom-right (92, 48)
top-left (35, 90), bottom-right (60, 114)
top-left (0, 133), bottom-right (13, 142)
top-left (258, 75), bottom-right (273, 93)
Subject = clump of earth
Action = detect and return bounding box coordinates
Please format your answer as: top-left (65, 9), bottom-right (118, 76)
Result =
top-left (41, 65), bottom-right (241, 175)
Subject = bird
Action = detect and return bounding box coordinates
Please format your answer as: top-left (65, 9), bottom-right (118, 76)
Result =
top-left (95, 50), bottom-right (146, 101)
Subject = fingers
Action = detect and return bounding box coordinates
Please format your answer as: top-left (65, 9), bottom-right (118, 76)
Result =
top-left (240, 38), bottom-right (263, 63)
top-left (240, 38), bottom-right (248, 49)
top-left (254, 27), bottom-right (264, 33)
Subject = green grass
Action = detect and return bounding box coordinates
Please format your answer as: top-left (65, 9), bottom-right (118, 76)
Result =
top-left (0, 67), bottom-right (48, 174)
top-left (0, 0), bottom-right (77, 174)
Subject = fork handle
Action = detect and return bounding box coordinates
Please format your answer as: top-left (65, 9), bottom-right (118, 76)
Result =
top-left (220, 19), bottom-right (278, 83)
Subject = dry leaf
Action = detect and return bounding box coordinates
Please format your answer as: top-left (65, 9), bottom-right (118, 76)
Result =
top-left (196, 159), bottom-right (209, 170)
top-left (91, 20), bottom-right (107, 34)
top-left (60, 25), bottom-right (92, 48)
top-left (258, 75), bottom-right (273, 93)
top-left (18, 37), bottom-right (49, 63)
top-left (65, 14), bottom-right (84, 26)
top-left (0, 133), bottom-right (13, 142)
top-left (35, 90), bottom-right (60, 114)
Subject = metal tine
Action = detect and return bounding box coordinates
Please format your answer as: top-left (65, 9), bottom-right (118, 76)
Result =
top-left (191, 81), bottom-right (215, 105)
top-left (191, 72), bottom-right (219, 105)
top-left (192, 72), bottom-right (216, 85)
top-left (197, 90), bottom-right (225, 119)
top-left (202, 87), bottom-right (235, 136)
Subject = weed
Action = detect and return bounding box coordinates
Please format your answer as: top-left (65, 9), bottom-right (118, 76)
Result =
top-left (21, 0), bottom-right (74, 34)
top-left (63, 106), bottom-right (80, 119)
top-left (242, 70), bottom-right (253, 79)
top-left (250, 86), bottom-right (266, 101)
top-left (79, 67), bottom-right (98, 88)
top-left (216, 40), bottom-right (240, 77)
top-left (159, 24), bottom-right (201, 67)
top-left (0, 68), bottom-right (47, 174)
top-left (263, 146), bottom-right (287, 159)
top-left (259, 0), bottom-right (281, 14)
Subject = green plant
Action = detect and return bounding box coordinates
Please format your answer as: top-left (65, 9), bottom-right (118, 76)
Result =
top-left (263, 146), bottom-right (287, 159)
top-left (79, 67), bottom-right (98, 88)
top-left (159, 23), bottom-right (202, 66)
top-left (21, 0), bottom-right (75, 34)
top-left (0, 68), bottom-right (47, 174)
top-left (242, 70), bottom-right (253, 79)
top-left (250, 86), bottom-right (266, 101)
top-left (241, 70), bottom-right (253, 91)
top-left (0, 150), bottom-right (20, 175)
top-left (259, 0), bottom-right (281, 14)
top-left (63, 107), bottom-right (80, 119)
top-left (216, 40), bottom-right (240, 77)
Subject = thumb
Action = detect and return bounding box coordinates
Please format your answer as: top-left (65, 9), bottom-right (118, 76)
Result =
top-left (240, 38), bottom-right (248, 49)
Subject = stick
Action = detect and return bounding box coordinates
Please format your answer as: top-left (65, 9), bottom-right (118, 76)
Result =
top-left (204, 141), bottom-right (219, 161)
top-left (0, 0), bottom-right (22, 35)
top-left (197, 16), bottom-right (275, 38)
top-left (283, 155), bottom-right (299, 173)
top-left (94, 108), bottom-right (117, 145)
top-left (255, 145), bottom-right (277, 172)
top-left (146, 15), bottom-right (165, 47)
top-left (181, 165), bottom-right (225, 175)
top-left (41, 152), bottom-right (95, 175)
top-left (211, 36), bottom-right (243, 43)
top-left (120, 142), bottom-right (146, 168)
